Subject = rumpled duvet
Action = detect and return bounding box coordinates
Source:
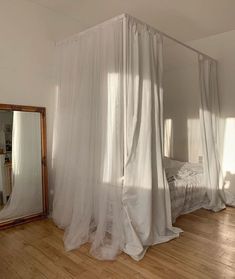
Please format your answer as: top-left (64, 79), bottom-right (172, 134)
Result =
top-left (164, 158), bottom-right (209, 223)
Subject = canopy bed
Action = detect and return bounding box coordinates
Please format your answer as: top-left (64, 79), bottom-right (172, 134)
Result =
top-left (52, 14), bottom-right (234, 261)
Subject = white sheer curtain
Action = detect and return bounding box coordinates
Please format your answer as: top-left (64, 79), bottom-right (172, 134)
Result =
top-left (52, 17), bottom-right (125, 260)
top-left (0, 111), bottom-right (42, 220)
top-left (52, 14), bottom-right (181, 261)
top-left (199, 56), bottom-right (226, 211)
top-left (122, 17), bottom-right (181, 260)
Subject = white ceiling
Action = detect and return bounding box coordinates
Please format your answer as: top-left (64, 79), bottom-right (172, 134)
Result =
top-left (29, 0), bottom-right (235, 41)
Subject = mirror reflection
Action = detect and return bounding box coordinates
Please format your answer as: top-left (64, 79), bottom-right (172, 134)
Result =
top-left (0, 110), bottom-right (43, 222)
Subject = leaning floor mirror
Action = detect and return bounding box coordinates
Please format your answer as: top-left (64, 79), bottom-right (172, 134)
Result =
top-left (0, 104), bottom-right (48, 229)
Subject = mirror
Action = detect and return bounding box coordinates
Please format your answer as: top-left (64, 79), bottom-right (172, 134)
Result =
top-left (0, 104), bottom-right (48, 229)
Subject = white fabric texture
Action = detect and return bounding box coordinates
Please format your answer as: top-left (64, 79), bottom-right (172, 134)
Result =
top-left (0, 111), bottom-right (42, 220)
top-left (164, 158), bottom-right (209, 222)
top-left (52, 14), bottom-right (181, 261)
top-left (122, 17), bottom-right (181, 260)
top-left (199, 56), bottom-right (226, 211)
top-left (52, 18), bottom-right (125, 260)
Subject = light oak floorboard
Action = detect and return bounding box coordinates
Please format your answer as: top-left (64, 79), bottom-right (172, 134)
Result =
top-left (0, 207), bottom-right (235, 279)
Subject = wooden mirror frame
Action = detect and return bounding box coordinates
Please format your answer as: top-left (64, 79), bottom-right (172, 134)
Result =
top-left (0, 103), bottom-right (48, 229)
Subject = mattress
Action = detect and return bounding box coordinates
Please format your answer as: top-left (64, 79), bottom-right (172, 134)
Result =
top-left (164, 157), bottom-right (209, 223)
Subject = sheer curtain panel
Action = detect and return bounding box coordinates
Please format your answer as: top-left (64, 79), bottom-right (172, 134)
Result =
top-left (122, 17), bottom-right (181, 260)
top-left (199, 56), bottom-right (226, 211)
top-left (52, 17), bottom-right (125, 260)
top-left (52, 14), bottom-right (181, 261)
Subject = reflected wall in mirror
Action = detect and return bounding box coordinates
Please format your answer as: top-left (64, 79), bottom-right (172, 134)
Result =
top-left (0, 104), bottom-right (48, 229)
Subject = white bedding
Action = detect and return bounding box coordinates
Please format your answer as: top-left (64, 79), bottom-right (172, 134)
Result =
top-left (164, 158), bottom-right (209, 222)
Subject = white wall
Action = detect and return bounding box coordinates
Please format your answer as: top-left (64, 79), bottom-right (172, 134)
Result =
top-left (0, 0), bottom-right (82, 205)
top-left (163, 39), bottom-right (202, 163)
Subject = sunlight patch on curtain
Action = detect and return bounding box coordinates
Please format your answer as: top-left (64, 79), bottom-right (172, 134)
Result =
top-left (164, 118), bottom-right (173, 158)
top-left (187, 118), bottom-right (203, 163)
top-left (222, 117), bottom-right (235, 175)
top-left (103, 73), bottom-right (121, 184)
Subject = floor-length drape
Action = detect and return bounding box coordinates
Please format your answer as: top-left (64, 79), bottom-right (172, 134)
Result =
top-left (122, 16), bottom-right (181, 261)
top-left (199, 56), bottom-right (226, 211)
top-left (0, 111), bottom-right (42, 219)
top-left (52, 17), bottom-right (125, 260)
top-left (53, 14), bottom-right (181, 261)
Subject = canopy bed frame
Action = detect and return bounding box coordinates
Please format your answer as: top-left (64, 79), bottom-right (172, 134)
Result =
top-left (52, 14), bottom-right (231, 261)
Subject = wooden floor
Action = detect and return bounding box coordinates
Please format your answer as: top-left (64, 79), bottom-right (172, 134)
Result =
top-left (0, 208), bottom-right (235, 279)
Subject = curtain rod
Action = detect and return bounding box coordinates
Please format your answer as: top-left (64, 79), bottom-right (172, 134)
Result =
top-left (56, 13), bottom-right (217, 62)
top-left (157, 31), bottom-right (216, 62)
top-left (123, 14), bottom-right (216, 62)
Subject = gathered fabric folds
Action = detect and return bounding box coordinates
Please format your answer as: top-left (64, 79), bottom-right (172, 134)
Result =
top-left (52, 14), bottom-right (181, 261)
top-left (122, 17), bottom-right (181, 260)
top-left (52, 18), bottom-right (125, 260)
top-left (198, 57), bottom-right (226, 211)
